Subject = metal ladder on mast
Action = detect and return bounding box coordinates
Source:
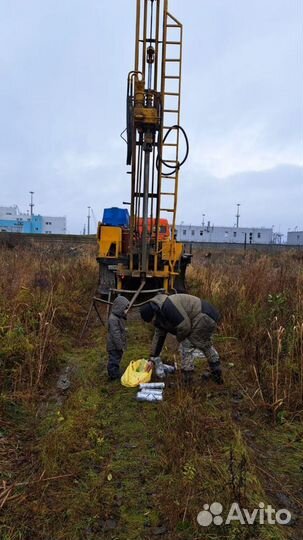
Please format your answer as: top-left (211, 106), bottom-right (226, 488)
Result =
top-left (159, 10), bottom-right (183, 238)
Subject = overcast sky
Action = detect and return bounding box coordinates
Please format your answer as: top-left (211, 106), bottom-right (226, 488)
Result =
top-left (0, 0), bottom-right (302, 235)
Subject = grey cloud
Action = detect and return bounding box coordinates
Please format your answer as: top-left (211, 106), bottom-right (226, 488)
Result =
top-left (178, 164), bottom-right (303, 233)
top-left (0, 0), bottom-right (301, 234)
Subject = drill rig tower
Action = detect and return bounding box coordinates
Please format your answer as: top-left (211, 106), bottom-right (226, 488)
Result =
top-left (97, 0), bottom-right (190, 297)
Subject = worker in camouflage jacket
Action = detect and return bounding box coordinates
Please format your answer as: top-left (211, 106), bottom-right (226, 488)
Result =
top-left (107, 295), bottom-right (129, 380)
top-left (140, 293), bottom-right (223, 384)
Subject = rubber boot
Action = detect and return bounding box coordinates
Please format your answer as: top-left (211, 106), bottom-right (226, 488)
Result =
top-left (202, 370), bottom-right (212, 382)
top-left (211, 368), bottom-right (224, 385)
top-left (108, 373), bottom-right (121, 381)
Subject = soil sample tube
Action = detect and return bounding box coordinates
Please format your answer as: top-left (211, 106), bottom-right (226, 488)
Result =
top-left (162, 364), bottom-right (176, 374)
top-left (139, 382), bottom-right (165, 389)
top-left (139, 389), bottom-right (163, 396)
top-left (136, 392), bottom-right (163, 402)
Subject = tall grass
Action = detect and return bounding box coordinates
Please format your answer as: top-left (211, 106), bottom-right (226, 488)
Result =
top-left (1, 245), bottom-right (302, 539)
top-left (188, 250), bottom-right (303, 414)
top-left (0, 244), bottom-right (97, 396)
top-left (1, 245), bottom-right (302, 412)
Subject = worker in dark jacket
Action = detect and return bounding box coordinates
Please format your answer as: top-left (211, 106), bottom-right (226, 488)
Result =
top-left (107, 295), bottom-right (129, 380)
top-left (140, 293), bottom-right (223, 384)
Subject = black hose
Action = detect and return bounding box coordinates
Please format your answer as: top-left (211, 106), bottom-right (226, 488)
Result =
top-left (157, 124), bottom-right (189, 176)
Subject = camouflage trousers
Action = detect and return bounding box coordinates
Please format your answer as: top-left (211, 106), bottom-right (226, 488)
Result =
top-left (180, 338), bottom-right (220, 372)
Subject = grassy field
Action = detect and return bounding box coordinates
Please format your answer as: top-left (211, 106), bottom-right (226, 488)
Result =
top-left (0, 244), bottom-right (302, 539)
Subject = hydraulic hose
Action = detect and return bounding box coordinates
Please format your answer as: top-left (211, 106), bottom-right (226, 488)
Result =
top-left (157, 124), bottom-right (189, 176)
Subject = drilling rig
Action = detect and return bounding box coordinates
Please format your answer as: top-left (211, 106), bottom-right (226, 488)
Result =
top-left (97, 0), bottom-right (190, 301)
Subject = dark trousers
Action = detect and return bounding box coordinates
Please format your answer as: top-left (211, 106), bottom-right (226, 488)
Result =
top-left (107, 349), bottom-right (123, 379)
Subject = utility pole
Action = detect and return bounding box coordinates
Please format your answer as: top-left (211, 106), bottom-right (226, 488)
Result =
top-left (236, 203), bottom-right (240, 228)
top-left (29, 191), bottom-right (34, 216)
top-left (87, 206), bottom-right (91, 235)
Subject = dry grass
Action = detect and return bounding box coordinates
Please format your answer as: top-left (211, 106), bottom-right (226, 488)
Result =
top-left (187, 250), bottom-right (303, 415)
top-left (0, 244), bottom-right (97, 396)
top-left (1, 244), bottom-right (302, 539)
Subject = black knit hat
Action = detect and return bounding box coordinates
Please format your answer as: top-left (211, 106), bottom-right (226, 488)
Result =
top-left (140, 302), bottom-right (156, 322)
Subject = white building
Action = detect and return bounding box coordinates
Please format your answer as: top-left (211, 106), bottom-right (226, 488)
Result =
top-left (42, 216), bottom-right (66, 234)
top-left (287, 231), bottom-right (303, 246)
top-left (0, 206), bottom-right (66, 234)
top-left (176, 224), bottom-right (273, 244)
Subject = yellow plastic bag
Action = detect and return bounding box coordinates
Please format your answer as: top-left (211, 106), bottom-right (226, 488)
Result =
top-left (121, 359), bottom-right (152, 388)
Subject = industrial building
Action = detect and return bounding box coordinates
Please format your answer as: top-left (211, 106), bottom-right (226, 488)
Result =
top-left (176, 224), bottom-right (273, 244)
top-left (287, 231), bottom-right (303, 246)
top-left (0, 206), bottom-right (66, 234)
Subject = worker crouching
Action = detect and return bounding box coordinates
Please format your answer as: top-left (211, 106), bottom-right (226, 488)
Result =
top-left (140, 293), bottom-right (223, 384)
top-left (107, 296), bottom-right (129, 380)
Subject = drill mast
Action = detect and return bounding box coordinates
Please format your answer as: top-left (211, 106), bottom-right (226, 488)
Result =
top-left (126, 0), bottom-right (184, 282)
top-left (97, 0), bottom-right (190, 297)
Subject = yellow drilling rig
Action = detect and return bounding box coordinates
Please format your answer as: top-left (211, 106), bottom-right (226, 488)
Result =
top-left (97, 0), bottom-right (191, 303)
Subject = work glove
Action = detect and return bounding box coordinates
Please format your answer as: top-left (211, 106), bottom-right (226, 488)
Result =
top-left (150, 356), bottom-right (166, 379)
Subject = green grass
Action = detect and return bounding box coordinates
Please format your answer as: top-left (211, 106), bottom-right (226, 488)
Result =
top-left (1, 247), bottom-right (302, 539)
top-left (1, 322), bottom-right (165, 540)
top-left (1, 319), bottom-right (302, 539)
